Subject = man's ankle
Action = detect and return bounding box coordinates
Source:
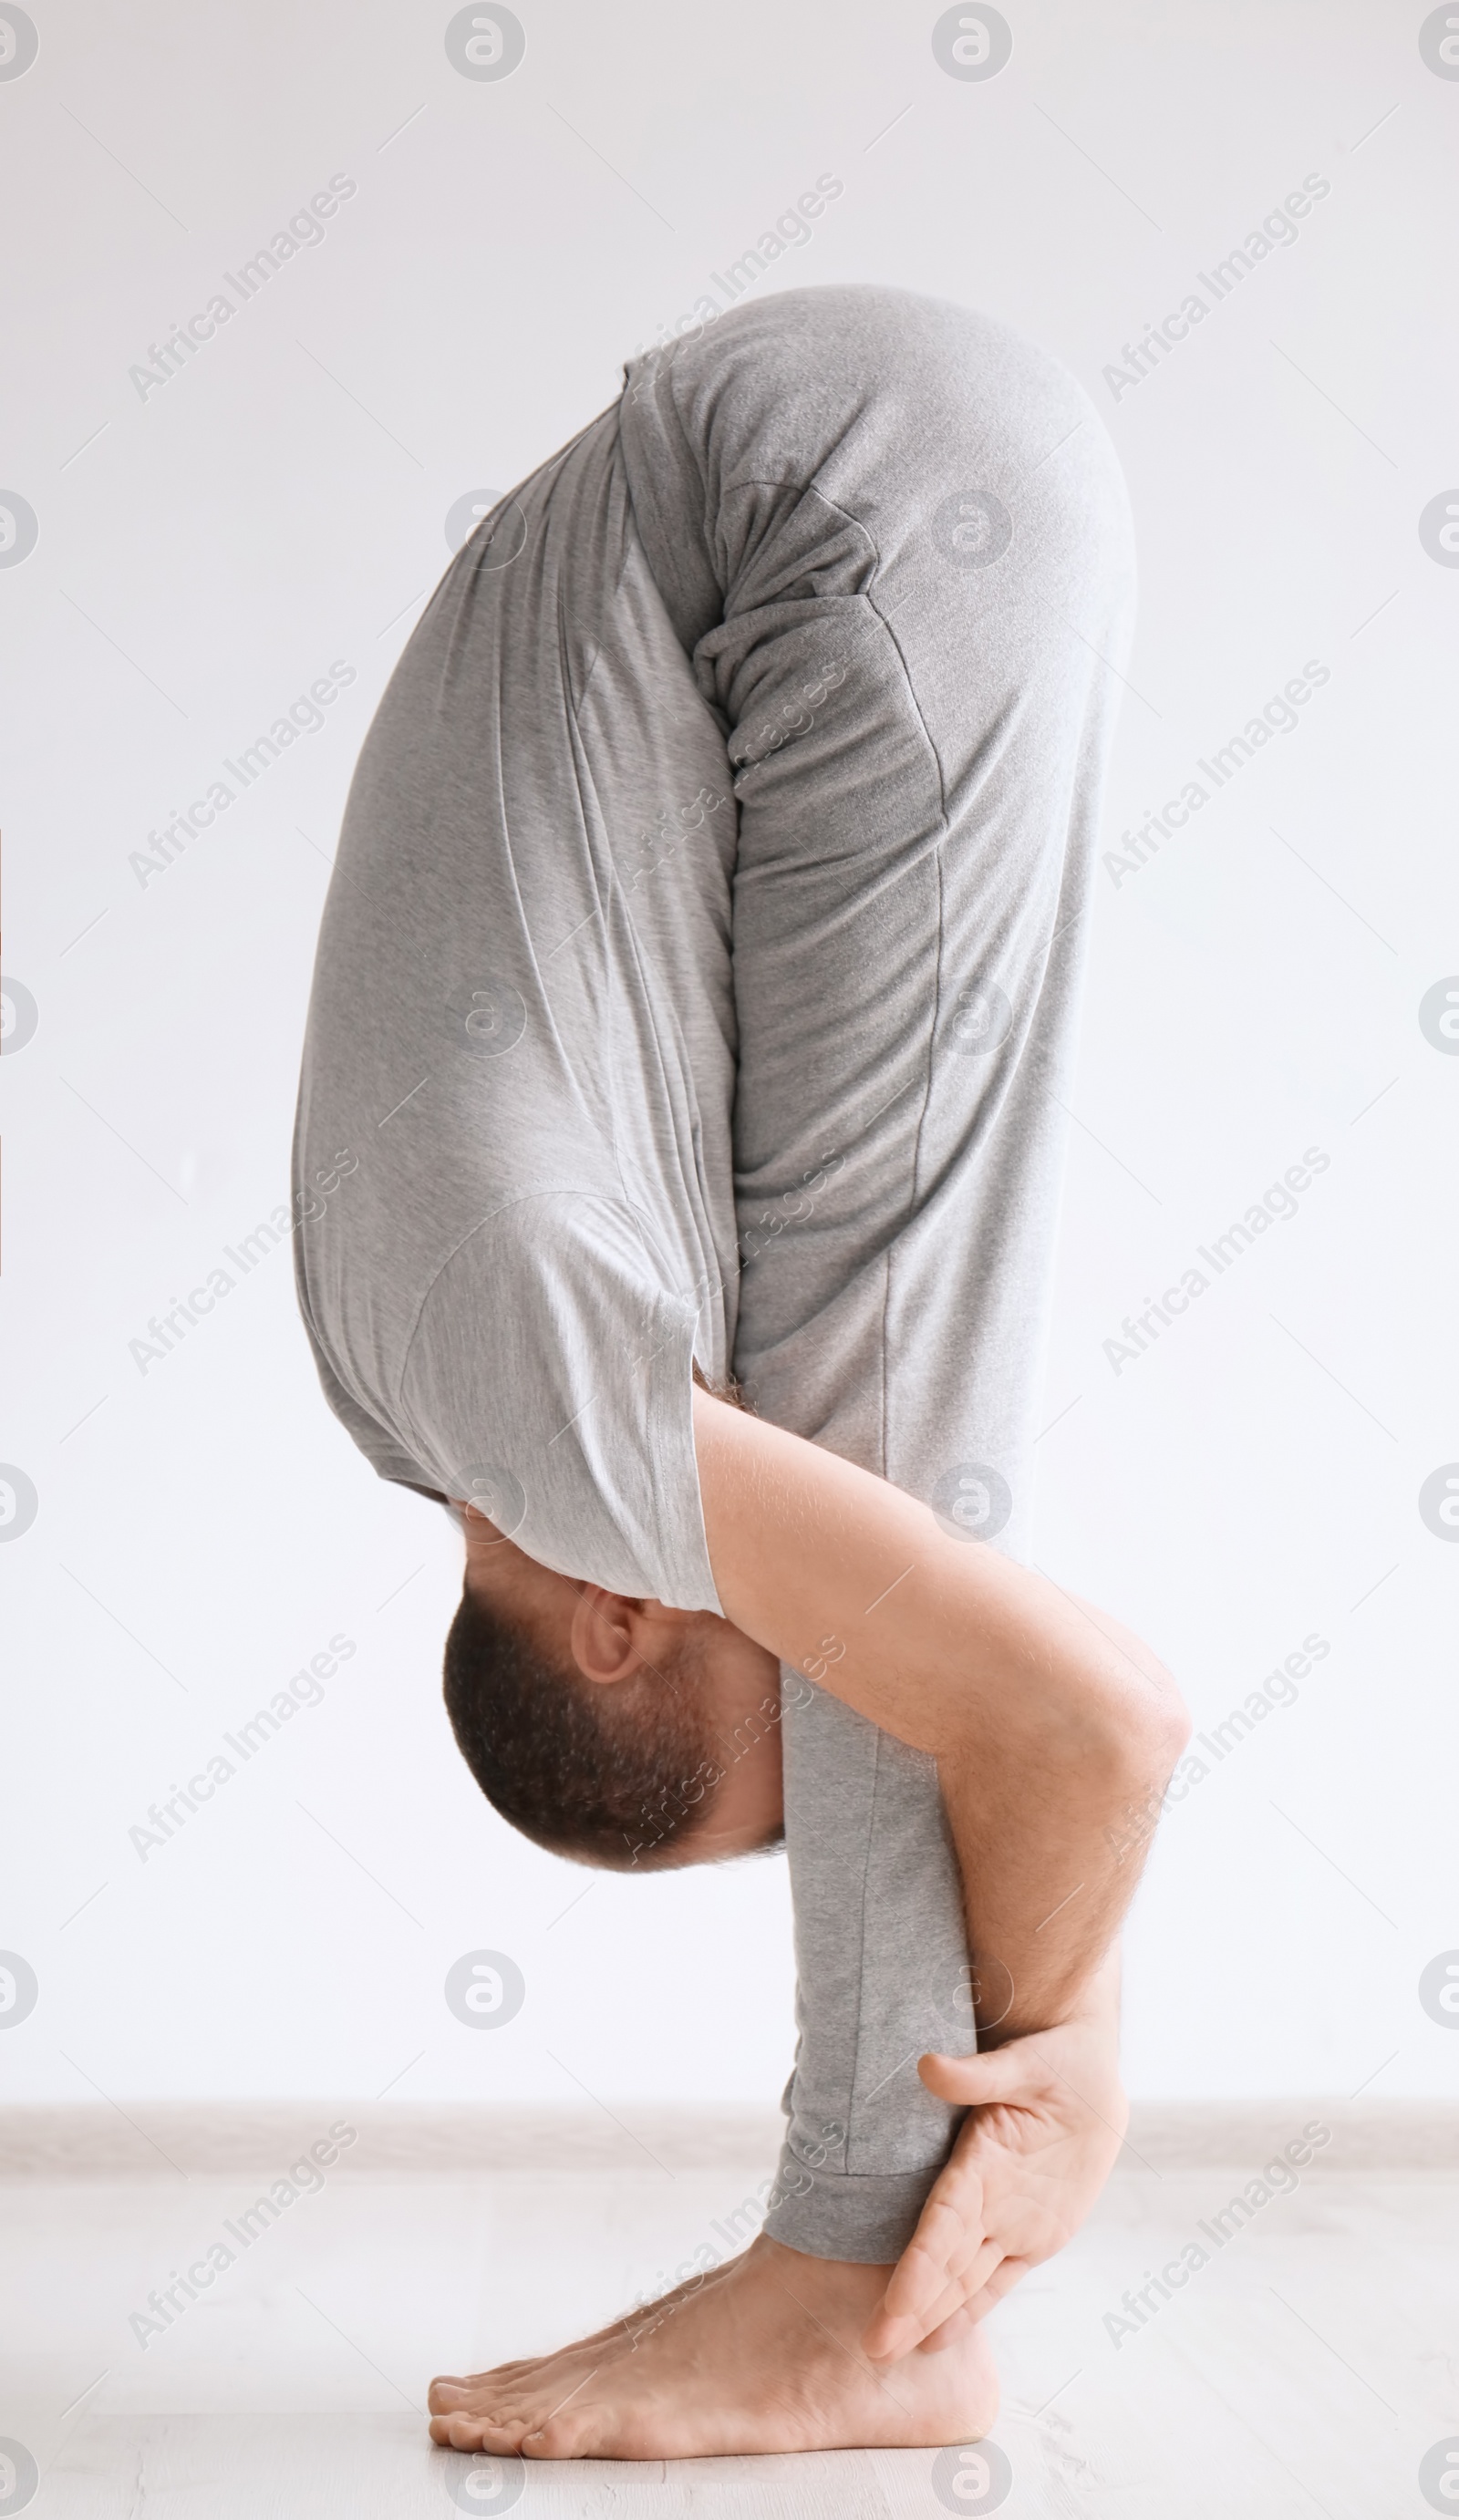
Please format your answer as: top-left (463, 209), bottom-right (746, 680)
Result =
top-left (751, 2235), bottom-right (895, 2291)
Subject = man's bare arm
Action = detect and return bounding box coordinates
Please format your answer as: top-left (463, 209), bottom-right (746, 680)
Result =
top-left (691, 1385), bottom-right (1188, 2038)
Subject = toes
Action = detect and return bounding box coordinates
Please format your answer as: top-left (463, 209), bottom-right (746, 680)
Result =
top-left (429, 2409), bottom-right (529, 2453)
top-left (521, 2405), bottom-right (599, 2460)
top-left (430, 2414), bottom-right (490, 2450)
top-left (429, 2357), bottom-right (570, 2418)
top-left (429, 2371), bottom-right (523, 2412)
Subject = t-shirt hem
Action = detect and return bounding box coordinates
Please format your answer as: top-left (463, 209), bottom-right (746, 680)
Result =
top-left (648, 1296), bottom-right (725, 1619)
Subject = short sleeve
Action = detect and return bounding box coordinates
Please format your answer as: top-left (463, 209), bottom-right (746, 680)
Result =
top-left (395, 1194), bottom-right (723, 1615)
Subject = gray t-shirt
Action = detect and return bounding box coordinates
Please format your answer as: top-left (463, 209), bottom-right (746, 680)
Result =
top-left (290, 403), bottom-right (742, 1613)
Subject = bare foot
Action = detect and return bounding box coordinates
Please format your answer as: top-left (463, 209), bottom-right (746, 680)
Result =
top-left (428, 2234), bottom-right (998, 2460)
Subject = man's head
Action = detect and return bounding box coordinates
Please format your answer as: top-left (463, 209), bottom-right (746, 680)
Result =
top-left (442, 1504), bottom-right (786, 1872)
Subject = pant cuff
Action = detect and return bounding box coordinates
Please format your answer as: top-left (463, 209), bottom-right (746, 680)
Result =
top-left (760, 2140), bottom-right (950, 2264)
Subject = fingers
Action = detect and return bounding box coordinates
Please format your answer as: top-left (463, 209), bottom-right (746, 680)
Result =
top-left (860, 2245), bottom-right (949, 2359)
top-left (978, 2255), bottom-right (1032, 2310)
top-left (918, 2253), bottom-right (1032, 2344)
top-left (860, 2172), bottom-right (992, 2363)
top-left (861, 2239), bottom-right (957, 2361)
top-left (868, 2231), bottom-right (1005, 2361)
top-left (883, 2182), bottom-right (986, 2320)
top-left (916, 2302), bottom-right (979, 2353)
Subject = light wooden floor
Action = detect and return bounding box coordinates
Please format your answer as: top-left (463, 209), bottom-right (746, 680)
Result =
top-left (3, 2108), bottom-right (1456, 2516)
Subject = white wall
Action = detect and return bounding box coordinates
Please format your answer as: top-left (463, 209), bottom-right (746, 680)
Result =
top-left (4, 0), bottom-right (1456, 2114)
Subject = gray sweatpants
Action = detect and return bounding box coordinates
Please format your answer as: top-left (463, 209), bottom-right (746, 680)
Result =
top-left (424, 284), bottom-right (1135, 2262)
top-left (613, 288), bottom-right (1135, 2259)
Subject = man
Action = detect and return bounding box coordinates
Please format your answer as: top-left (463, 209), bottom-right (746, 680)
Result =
top-left (291, 284), bottom-right (1186, 2457)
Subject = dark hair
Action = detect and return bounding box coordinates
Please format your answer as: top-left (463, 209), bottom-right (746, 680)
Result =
top-left (442, 1587), bottom-right (719, 1870)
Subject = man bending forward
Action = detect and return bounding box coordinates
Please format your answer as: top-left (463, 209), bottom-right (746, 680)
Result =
top-left (291, 284), bottom-right (1186, 2457)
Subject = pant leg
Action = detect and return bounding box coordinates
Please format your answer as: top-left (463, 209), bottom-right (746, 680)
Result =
top-left (620, 284), bottom-right (1136, 2261)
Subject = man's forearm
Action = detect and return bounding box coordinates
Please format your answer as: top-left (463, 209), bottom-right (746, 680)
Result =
top-left (692, 1387), bottom-right (1188, 2036)
top-left (937, 1697), bottom-right (1157, 2043)
top-left (936, 1583), bottom-right (1181, 2040)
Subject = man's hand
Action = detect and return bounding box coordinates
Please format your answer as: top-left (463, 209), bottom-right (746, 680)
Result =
top-left (862, 1968), bottom-right (1128, 2362)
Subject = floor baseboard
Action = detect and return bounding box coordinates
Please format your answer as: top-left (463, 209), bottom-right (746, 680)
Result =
top-left (0, 2098), bottom-right (1454, 2178)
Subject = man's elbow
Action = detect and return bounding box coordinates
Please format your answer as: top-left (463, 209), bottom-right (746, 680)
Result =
top-left (1103, 1664), bottom-right (1191, 1787)
top-left (1049, 1597), bottom-right (1190, 1786)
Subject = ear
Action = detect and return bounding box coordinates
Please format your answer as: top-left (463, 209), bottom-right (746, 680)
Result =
top-left (569, 1586), bottom-right (650, 1686)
